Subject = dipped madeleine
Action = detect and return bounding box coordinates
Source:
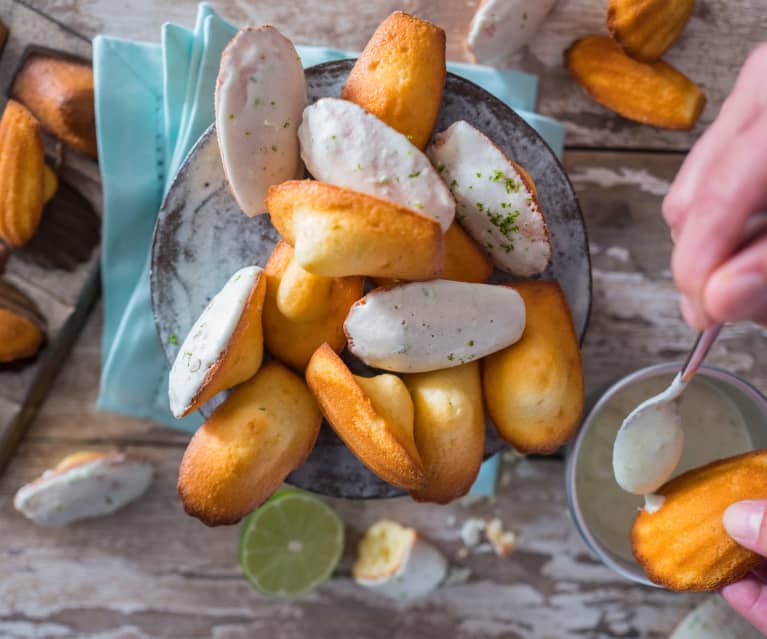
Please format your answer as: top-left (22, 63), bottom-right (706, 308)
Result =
top-left (404, 362), bottom-right (485, 504)
top-left (428, 121), bottom-right (551, 276)
top-left (483, 281), bottom-right (583, 454)
top-left (306, 344), bottom-right (425, 490)
top-left (263, 240), bottom-right (364, 370)
top-left (266, 180), bottom-right (443, 281)
top-left (215, 26), bottom-right (306, 216)
top-left (565, 35), bottom-right (705, 130)
top-left (168, 266), bottom-right (266, 418)
top-left (178, 361), bottom-right (321, 526)
top-left (345, 280), bottom-right (525, 373)
top-left (298, 97), bottom-right (454, 231)
top-left (632, 450), bottom-right (767, 591)
top-left (341, 11), bottom-right (446, 150)
top-left (607, 0), bottom-right (695, 62)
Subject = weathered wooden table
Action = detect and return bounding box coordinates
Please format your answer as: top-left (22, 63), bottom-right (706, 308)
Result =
top-left (2, 1), bottom-right (766, 637)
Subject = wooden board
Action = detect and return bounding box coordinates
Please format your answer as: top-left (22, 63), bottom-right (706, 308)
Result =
top-left (0, 2), bottom-right (101, 472)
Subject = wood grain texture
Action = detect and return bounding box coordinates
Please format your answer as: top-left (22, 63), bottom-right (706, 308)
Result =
top-left (3, 148), bottom-right (767, 637)
top-left (3, 1), bottom-right (767, 637)
top-left (22, 0), bottom-right (767, 150)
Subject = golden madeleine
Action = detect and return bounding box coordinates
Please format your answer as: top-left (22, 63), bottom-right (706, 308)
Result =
top-left (442, 222), bottom-right (493, 283)
top-left (266, 180), bottom-right (443, 281)
top-left (178, 361), bottom-right (321, 526)
top-left (565, 35), bottom-right (705, 130)
top-left (404, 362), bottom-right (485, 503)
top-left (483, 281), bottom-right (583, 454)
top-left (263, 240), bottom-right (364, 370)
top-left (169, 266), bottom-right (266, 418)
top-left (0, 307), bottom-right (43, 362)
top-left (0, 100), bottom-right (45, 248)
top-left (306, 343), bottom-right (425, 490)
top-left (607, 0), bottom-right (695, 62)
top-left (632, 450), bottom-right (767, 592)
top-left (11, 55), bottom-right (97, 157)
top-left (341, 11), bottom-right (446, 150)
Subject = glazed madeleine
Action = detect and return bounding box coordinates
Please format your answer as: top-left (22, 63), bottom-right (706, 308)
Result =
top-left (341, 11), bottom-right (446, 150)
top-left (633, 450), bottom-right (767, 591)
top-left (168, 266), bottom-right (266, 418)
top-left (565, 35), bottom-right (705, 130)
top-left (344, 280), bottom-right (525, 373)
top-left (428, 121), bottom-right (551, 276)
top-left (178, 361), bottom-right (321, 526)
top-left (266, 180), bottom-right (443, 281)
top-left (483, 281), bottom-right (583, 454)
top-left (263, 240), bottom-right (364, 370)
top-left (215, 26), bottom-right (306, 216)
top-left (298, 97), bottom-right (454, 231)
top-left (467, 0), bottom-right (558, 63)
top-left (404, 362), bottom-right (485, 503)
top-left (14, 451), bottom-right (154, 526)
top-left (607, 0), bottom-right (695, 62)
top-left (306, 344), bottom-right (425, 490)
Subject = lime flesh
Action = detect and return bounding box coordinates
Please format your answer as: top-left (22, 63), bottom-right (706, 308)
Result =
top-left (239, 491), bottom-right (344, 596)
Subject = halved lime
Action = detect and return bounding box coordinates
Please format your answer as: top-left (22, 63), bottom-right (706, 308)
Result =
top-left (239, 490), bottom-right (344, 596)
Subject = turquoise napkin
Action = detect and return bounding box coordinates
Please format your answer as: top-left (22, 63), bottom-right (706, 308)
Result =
top-left (94, 3), bottom-right (565, 494)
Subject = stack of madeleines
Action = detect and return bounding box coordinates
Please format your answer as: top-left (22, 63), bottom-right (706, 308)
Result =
top-left (167, 12), bottom-right (584, 527)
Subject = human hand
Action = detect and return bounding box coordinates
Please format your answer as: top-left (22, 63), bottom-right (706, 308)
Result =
top-left (722, 500), bottom-right (767, 633)
top-left (663, 44), bottom-right (767, 329)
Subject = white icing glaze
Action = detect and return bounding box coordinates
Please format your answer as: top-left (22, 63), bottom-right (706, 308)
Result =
top-left (168, 266), bottom-right (263, 417)
top-left (612, 374), bottom-right (686, 495)
top-left (643, 493), bottom-right (665, 514)
top-left (13, 455), bottom-right (154, 526)
top-left (467, 0), bottom-right (558, 63)
top-left (356, 537), bottom-right (447, 599)
top-left (215, 26), bottom-right (306, 216)
top-left (427, 121), bottom-right (551, 276)
top-left (344, 280), bottom-right (525, 373)
top-left (298, 98), bottom-right (455, 231)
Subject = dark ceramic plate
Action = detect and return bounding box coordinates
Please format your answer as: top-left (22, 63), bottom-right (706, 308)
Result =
top-left (151, 59), bottom-right (591, 499)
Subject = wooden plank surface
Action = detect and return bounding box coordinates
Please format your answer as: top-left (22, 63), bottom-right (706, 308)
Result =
top-left (3, 148), bottom-right (767, 638)
top-left (23, 0), bottom-right (767, 150)
top-left (3, 1), bottom-right (767, 637)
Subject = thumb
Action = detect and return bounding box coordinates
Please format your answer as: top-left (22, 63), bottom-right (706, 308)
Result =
top-left (724, 500), bottom-right (767, 555)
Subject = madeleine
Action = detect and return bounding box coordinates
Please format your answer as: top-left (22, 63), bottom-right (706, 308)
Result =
top-left (483, 281), bottom-right (583, 454)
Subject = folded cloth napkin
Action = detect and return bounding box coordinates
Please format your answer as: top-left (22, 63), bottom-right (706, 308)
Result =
top-left (93, 3), bottom-right (565, 495)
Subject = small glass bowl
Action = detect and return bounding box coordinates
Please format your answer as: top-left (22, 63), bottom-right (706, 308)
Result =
top-left (565, 362), bottom-right (767, 587)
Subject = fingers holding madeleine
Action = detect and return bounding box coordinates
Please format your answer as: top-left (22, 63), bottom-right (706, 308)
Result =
top-left (632, 450), bottom-right (767, 591)
top-left (178, 361), bottom-right (321, 526)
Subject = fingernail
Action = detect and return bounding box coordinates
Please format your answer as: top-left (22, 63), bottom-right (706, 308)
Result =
top-left (724, 500), bottom-right (767, 543)
top-left (680, 295), bottom-right (706, 329)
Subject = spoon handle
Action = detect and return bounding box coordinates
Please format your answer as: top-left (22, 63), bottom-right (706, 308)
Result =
top-left (680, 324), bottom-right (722, 383)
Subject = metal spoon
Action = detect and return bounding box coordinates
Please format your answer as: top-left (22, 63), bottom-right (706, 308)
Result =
top-left (612, 212), bottom-right (767, 497)
top-left (612, 326), bottom-right (721, 496)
